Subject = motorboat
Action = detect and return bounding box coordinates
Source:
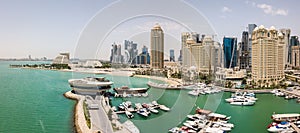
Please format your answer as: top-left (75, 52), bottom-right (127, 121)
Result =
top-left (149, 107), bottom-right (159, 114)
top-left (271, 113), bottom-right (300, 122)
top-left (230, 99), bottom-right (255, 106)
top-left (267, 122), bottom-right (290, 132)
top-left (159, 104), bottom-right (170, 111)
top-left (114, 86), bottom-right (149, 94)
top-left (137, 108), bottom-right (149, 117)
top-left (125, 111), bottom-right (134, 119)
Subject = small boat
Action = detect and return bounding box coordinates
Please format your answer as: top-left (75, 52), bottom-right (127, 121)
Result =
top-left (149, 107), bottom-right (159, 114)
top-left (267, 122), bottom-right (290, 132)
top-left (159, 105), bottom-right (170, 111)
top-left (230, 100), bottom-right (255, 106)
top-left (152, 101), bottom-right (159, 106)
top-left (142, 92), bottom-right (148, 97)
top-left (271, 113), bottom-right (300, 122)
top-left (114, 86), bottom-right (149, 94)
top-left (168, 127), bottom-right (180, 133)
top-left (125, 111), bottom-right (134, 119)
top-left (188, 90), bottom-right (200, 96)
top-left (137, 108), bottom-right (149, 117)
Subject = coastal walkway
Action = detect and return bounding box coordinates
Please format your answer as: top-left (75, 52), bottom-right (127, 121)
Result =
top-left (86, 95), bottom-right (113, 133)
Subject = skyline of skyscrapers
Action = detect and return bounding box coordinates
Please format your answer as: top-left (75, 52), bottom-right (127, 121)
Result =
top-left (150, 23), bottom-right (164, 69)
top-left (110, 43), bottom-right (123, 64)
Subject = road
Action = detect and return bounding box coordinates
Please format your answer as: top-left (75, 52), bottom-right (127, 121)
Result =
top-left (86, 95), bottom-right (113, 133)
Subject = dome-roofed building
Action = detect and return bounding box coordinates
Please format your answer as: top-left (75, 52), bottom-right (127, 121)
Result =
top-left (251, 26), bottom-right (285, 87)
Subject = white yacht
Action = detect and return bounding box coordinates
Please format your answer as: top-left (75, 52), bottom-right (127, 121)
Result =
top-left (229, 99), bottom-right (255, 106)
top-left (159, 104), bottom-right (170, 111)
top-left (125, 111), bottom-right (134, 119)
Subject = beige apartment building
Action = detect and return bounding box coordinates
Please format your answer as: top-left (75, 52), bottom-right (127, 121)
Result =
top-left (150, 24), bottom-right (164, 69)
top-left (251, 25), bottom-right (285, 86)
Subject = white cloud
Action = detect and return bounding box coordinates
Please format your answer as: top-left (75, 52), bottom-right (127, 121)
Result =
top-left (222, 6), bottom-right (232, 13)
top-left (256, 3), bottom-right (288, 16)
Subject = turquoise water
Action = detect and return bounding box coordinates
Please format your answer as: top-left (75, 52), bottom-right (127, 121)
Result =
top-left (0, 61), bottom-right (300, 133)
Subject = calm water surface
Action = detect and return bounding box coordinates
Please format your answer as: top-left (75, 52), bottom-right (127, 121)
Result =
top-left (0, 61), bottom-right (299, 133)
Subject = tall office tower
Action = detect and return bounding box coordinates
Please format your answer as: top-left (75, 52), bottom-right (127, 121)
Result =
top-left (291, 46), bottom-right (300, 69)
top-left (110, 43), bottom-right (123, 64)
top-left (279, 28), bottom-right (291, 66)
top-left (239, 31), bottom-right (249, 69)
top-left (181, 32), bottom-right (199, 68)
top-left (252, 25), bottom-right (285, 86)
top-left (150, 23), bottom-right (164, 69)
top-left (170, 49), bottom-right (175, 62)
top-left (137, 45), bottom-right (150, 65)
top-left (223, 37), bottom-right (238, 68)
top-left (124, 40), bottom-right (138, 64)
top-left (290, 36), bottom-right (299, 65)
top-left (248, 24), bottom-right (257, 68)
top-left (178, 49), bottom-right (182, 62)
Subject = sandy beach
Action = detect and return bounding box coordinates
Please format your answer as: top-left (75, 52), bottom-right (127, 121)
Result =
top-left (133, 75), bottom-right (182, 86)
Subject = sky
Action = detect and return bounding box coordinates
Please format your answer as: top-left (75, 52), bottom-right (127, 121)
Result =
top-left (0, 0), bottom-right (299, 60)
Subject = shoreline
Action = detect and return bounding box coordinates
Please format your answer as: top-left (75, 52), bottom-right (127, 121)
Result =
top-left (63, 91), bottom-right (93, 133)
top-left (133, 75), bottom-right (182, 86)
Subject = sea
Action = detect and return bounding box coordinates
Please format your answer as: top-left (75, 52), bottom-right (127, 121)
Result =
top-left (0, 61), bottom-right (299, 133)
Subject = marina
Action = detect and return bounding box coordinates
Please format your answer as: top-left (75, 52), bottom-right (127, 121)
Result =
top-left (1, 61), bottom-right (300, 133)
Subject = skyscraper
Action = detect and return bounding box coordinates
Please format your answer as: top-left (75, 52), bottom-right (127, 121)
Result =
top-left (223, 37), bottom-right (238, 68)
top-left (279, 28), bottom-right (291, 66)
top-left (170, 49), bottom-right (175, 62)
top-left (248, 24), bottom-right (257, 68)
top-left (252, 25), bottom-right (285, 86)
top-left (181, 32), bottom-right (199, 68)
top-left (287, 35), bottom-right (298, 65)
top-left (124, 40), bottom-right (138, 64)
top-left (239, 31), bottom-right (249, 69)
top-left (137, 45), bottom-right (150, 65)
top-left (150, 23), bottom-right (164, 69)
top-left (190, 35), bottom-right (222, 74)
top-left (291, 36), bottom-right (300, 68)
top-left (110, 43), bottom-right (123, 64)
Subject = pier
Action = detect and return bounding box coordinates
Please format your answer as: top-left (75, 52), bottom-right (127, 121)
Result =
top-left (290, 123), bottom-right (300, 133)
top-left (221, 88), bottom-right (272, 93)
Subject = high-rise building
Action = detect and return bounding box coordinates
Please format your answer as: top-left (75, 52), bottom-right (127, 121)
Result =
top-left (291, 46), bottom-right (300, 69)
top-left (110, 43), bottom-right (123, 64)
top-left (137, 45), bottom-right (150, 65)
top-left (150, 23), bottom-right (164, 69)
top-left (279, 28), bottom-right (291, 66)
top-left (252, 25), bottom-right (285, 86)
top-left (124, 40), bottom-right (138, 64)
top-left (248, 24), bottom-right (257, 68)
top-left (223, 37), bottom-right (238, 68)
top-left (170, 49), bottom-right (175, 62)
top-left (178, 49), bottom-right (182, 62)
top-left (239, 31), bottom-right (249, 69)
top-left (181, 32), bottom-right (199, 68)
top-left (190, 36), bottom-right (222, 74)
top-left (289, 36), bottom-right (299, 65)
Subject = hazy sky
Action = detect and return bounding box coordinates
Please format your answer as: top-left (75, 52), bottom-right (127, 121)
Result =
top-left (0, 0), bottom-right (299, 60)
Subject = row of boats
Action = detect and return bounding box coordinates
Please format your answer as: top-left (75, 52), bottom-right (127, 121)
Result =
top-left (169, 108), bottom-right (234, 133)
top-left (225, 92), bottom-right (257, 106)
top-left (267, 113), bottom-right (300, 132)
top-left (114, 101), bottom-right (170, 119)
top-left (188, 83), bottom-right (223, 96)
top-left (270, 89), bottom-right (299, 100)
